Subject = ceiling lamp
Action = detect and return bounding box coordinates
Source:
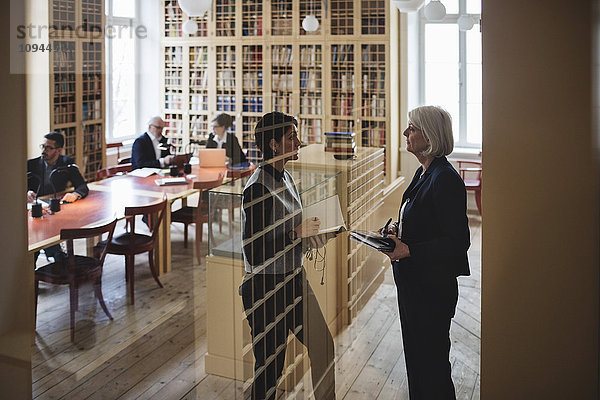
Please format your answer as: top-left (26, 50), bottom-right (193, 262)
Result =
top-left (423, 0), bottom-right (446, 21)
top-left (392, 0), bottom-right (426, 13)
top-left (178, 0), bottom-right (212, 17)
top-left (182, 19), bottom-right (198, 34)
top-left (302, 15), bottom-right (319, 32)
top-left (457, 14), bottom-right (475, 31)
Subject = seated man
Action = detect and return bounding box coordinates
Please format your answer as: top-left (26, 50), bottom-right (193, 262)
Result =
top-left (27, 131), bottom-right (89, 262)
top-left (131, 116), bottom-right (174, 170)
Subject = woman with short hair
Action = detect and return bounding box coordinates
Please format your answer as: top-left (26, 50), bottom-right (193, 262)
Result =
top-left (383, 105), bottom-right (471, 399)
top-left (206, 113), bottom-right (248, 166)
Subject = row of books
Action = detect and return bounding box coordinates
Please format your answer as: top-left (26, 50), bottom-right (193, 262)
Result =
top-left (300, 98), bottom-right (323, 115)
top-left (272, 93), bottom-right (293, 114)
top-left (165, 47), bottom-right (183, 64)
top-left (242, 19), bottom-right (263, 36)
top-left (331, 45), bottom-right (355, 63)
top-left (242, 97), bottom-right (264, 113)
top-left (243, 71), bottom-right (263, 89)
top-left (216, 46), bottom-right (236, 64)
top-left (300, 71), bottom-right (322, 90)
top-left (217, 70), bottom-right (236, 88)
top-left (272, 46), bottom-right (293, 66)
top-left (217, 96), bottom-right (236, 112)
top-left (300, 46), bottom-right (322, 66)
top-left (272, 73), bottom-right (293, 91)
top-left (332, 73), bottom-right (355, 91)
top-left (299, 119), bottom-right (323, 143)
top-left (325, 131), bottom-right (356, 153)
top-left (190, 71), bottom-right (208, 89)
top-left (82, 101), bottom-right (102, 120)
top-left (190, 48), bottom-right (208, 67)
top-left (165, 92), bottom-right (184, 110)
top-left (332, 94), bottom-right (355, 116)
top-left (190, 94), bottom-right (208, 111)
top-left (243, 47), bottom-right (263, 63)
top-left (190, 115), bottom-right (207, 136)
top-left (362, 72), bottom-right (386, 91)
top-left (216, 21), bottom-right (236, 36)
top-left (361, 96), bottom-right (386, 117)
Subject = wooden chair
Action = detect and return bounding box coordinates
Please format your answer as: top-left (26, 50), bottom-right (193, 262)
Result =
top-left (103, 199), bottom-right (167, 305)
top-left (35, 218), bottom-right (117, 342)
top-left (171, 173), bottom-right (224, 264)
top-left (457, 159), bottom-right (482, 215)
top-left (118, 157), bottom-right (132, 165)
top-left (96, 163), bottom-right (132, 180)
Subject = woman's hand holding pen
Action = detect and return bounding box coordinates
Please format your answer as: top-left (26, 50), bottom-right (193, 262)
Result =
top-left (378, 218), bottom-right (398, 236)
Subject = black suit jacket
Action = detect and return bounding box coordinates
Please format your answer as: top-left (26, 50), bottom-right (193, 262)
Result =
top-left (396, 156), bottom-right (470, 278)
top-left (131, 132), bottom-right (171, 170)
top-left (27, 155), bottom-right (89, 198)
top-left (206, 132), bottom-right (248, 166)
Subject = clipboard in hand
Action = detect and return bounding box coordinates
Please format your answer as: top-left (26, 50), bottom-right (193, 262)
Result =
top-left (350, 230), bottom-right (396, 252)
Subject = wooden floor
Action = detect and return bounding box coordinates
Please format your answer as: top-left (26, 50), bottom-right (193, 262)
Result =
top-left (32, 207), bottom-right (481, 399)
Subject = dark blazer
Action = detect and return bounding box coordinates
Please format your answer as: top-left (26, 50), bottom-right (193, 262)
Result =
top-left (27, 155), bottom-right (89, 198)
top-left (206, 132), bottom-right (248, 166)
top-left (131, 132), bottom-right (171, 170)
top-left (396, 156), bottom-right (470, 278)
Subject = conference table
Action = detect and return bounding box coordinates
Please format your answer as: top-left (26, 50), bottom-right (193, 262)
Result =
top-left (28, 165), bottom-right (231, 274)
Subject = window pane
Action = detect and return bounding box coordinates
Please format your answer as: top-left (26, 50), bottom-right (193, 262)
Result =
top-left (466, 24), bottom-right (481, 63)
top-left (113, 0), bottom-right (135, 18)
top-left (109, 25), bottom-right (135, 138)
top-left (466, 0), bottom-right (481, 14)
top-left (442, 0), bottom-right (458, 14)
top-left (467, 103), bottom-right (482, 144)
top-left (424, 24), bottom-right (459, 137)
top-left (466, 23), bottom-right (481, 145)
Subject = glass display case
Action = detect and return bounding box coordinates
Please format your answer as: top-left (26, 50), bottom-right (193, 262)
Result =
top-left (207, 169), bottom-right (339, 260)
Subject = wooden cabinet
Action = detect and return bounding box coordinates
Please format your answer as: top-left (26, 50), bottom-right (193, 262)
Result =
top-left (293, 144), bottom-right (386, 325)
top-left (27, 0), bottom-right (105, 181)
top-left (46, 0), bottom-right (105, 181)
top-left (160, 0), bottom-right (398, 179)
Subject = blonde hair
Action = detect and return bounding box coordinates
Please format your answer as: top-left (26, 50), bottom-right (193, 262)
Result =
top-left (408, 106), bottom-right (454, 157)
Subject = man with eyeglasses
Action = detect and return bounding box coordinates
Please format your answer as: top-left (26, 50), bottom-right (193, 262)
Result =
top-left (27, 131), bottom-right (89, 263)
top-left (27, 131), bottom-right (88, 204)
top-left (131, 116), bottom-right (174, 170)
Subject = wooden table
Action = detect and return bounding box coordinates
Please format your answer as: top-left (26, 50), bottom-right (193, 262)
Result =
top-left (87, 166), bottom-right (228, 273)
top-left (28, 189), bottom-right (162, 253)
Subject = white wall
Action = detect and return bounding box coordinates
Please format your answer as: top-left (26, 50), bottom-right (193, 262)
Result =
top-left (136, 0), bottom-right (161, 134)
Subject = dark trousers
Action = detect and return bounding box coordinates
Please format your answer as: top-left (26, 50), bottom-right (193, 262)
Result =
top-left (33, 244), bottom-right (63, 265)
top-left (392, 262), bottom-right (458, 400)
top-left (241, 269), bottom-right (335, 400)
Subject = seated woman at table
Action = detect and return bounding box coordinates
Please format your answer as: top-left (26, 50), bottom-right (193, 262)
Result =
top-left (240, 111), bottom-right (336, 400)
top-left (206, 113), bottom-right (248, 167)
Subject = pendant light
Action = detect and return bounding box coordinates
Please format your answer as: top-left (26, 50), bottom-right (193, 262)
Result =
top-left (302, 0), bottom-right (319, 32)
top-left (423, 0), bottom-right (446, 21)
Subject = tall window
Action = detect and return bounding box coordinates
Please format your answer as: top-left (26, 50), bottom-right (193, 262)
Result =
top-left (105, 0), bottom-right (137, 141)
top-left (421, 0), bottom-right (481, 148)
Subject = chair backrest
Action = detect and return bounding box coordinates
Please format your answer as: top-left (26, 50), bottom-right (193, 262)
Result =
top-left (96, 163), bottom-right (133, 181)
top-left (226, 163), bottom-right (255, 179)
top-left (124, 198), bottom-right (168, 242)
top-left (118, 157), bottom-right (132, 165)
top-left (60, 218), bottom-right (118, 271)
top-left (193, 172), bottom-right (225, 192)
top-left (457, 160), bottom-right (482, 186)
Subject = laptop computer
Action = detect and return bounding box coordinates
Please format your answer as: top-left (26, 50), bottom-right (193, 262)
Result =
top-left (197, 148), bottom-right (227, 167)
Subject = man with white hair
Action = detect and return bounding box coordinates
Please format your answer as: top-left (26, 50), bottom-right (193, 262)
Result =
top-left (131, 116), bottom-right (174, 170)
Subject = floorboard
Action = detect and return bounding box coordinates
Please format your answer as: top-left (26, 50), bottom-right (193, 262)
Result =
top-left (32, 204), bottom-right (481, 400)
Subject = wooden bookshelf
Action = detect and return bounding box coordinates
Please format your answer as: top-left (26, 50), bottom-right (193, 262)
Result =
top-left (34, 0), bottom-right (106, 182)
top-left (159, 0), bottom-right (397, 181)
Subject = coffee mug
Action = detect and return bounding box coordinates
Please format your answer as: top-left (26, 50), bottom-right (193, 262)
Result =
top-left (170, 165), bottom-right (179, 177)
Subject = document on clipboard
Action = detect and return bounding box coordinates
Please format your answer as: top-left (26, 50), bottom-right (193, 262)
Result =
top-left (303, 195), bottom-right (346, 234)
top-left (350, 230), bottom-right (396, 252)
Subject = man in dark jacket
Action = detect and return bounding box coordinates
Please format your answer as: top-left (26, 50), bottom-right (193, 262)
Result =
top-left (27, 131), bottom-right (88, 203)
top-left (131, 116), bottom-right (174, 170)
top-left (27, 131), bottom-right (89, 262)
